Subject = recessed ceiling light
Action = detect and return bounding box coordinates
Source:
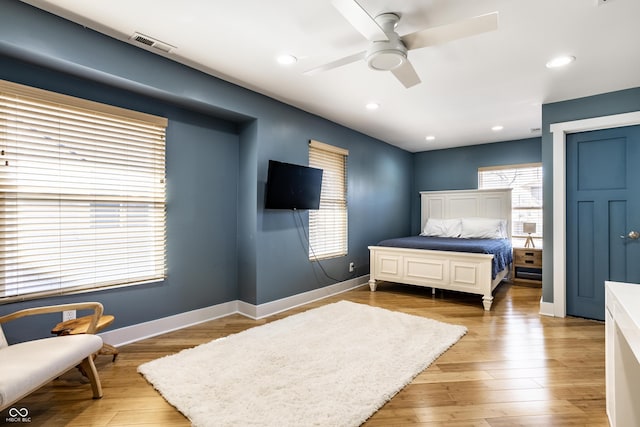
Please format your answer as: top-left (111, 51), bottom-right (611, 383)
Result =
top-left (365, 102), bottom-right (380, 110)
top-left (425, 135), bottom-right (436, 141)
top-left (492, 125), bottom-right (504, 131)
top-left (546, 55), bottom-right (575, 69)
top-left (276, 54), bottom-right (297, 65)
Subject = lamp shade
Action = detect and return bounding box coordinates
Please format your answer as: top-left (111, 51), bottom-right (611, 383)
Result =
top-left (523, 222), bottom-right (536, 234)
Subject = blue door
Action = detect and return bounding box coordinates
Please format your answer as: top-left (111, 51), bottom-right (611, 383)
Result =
top-left (566, 125), bottom-right (640, 320)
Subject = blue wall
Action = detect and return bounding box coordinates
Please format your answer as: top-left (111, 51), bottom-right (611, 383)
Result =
top-left (255, 117), bottom-right (412, 302)
top-left (541, 87), bottom-right (640, 302)
top-left (412, 138), bottom-right (542, 234)
top-left (0, 1), bottom-right (412, 341)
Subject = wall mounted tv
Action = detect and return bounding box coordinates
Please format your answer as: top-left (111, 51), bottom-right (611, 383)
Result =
top-left (265, 160), bottom-right (323, 210)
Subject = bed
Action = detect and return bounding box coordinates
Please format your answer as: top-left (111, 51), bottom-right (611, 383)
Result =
top-left (368, 189), bottom-right (513, 310)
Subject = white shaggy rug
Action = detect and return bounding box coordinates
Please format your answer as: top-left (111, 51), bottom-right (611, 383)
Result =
top-left (138, 300), bottom-right (466, 427)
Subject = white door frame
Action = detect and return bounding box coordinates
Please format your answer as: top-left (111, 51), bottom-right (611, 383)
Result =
top-left (550, 111), bottom-right (640, 317)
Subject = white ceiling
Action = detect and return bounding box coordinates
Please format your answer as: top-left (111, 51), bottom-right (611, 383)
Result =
top-left (20, 0), bottom-right (640, 152)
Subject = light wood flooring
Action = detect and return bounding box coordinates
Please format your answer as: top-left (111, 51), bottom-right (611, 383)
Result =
top-left (6, 281), bottom-right (608, 426)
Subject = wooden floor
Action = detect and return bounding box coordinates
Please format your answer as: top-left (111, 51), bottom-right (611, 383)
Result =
top-left (7, 281), bottom-right (609, 426)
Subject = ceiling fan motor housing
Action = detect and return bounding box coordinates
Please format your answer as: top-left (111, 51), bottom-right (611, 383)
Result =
top-left (366, 13), bottom-right (408, 71)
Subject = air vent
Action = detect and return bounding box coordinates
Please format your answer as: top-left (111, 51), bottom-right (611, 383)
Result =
top-left (129, 32), bottom-right (175, 53)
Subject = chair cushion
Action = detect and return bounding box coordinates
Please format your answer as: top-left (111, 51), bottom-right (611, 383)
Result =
top-left (0, 334), bottom-right (103, 409)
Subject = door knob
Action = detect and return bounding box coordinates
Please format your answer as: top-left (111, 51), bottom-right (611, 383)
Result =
top-left (620, 230), bottom-right (640, 240)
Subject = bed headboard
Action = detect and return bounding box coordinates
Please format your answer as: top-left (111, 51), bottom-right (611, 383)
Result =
top-left (420, 189), bottom-right (512, 238)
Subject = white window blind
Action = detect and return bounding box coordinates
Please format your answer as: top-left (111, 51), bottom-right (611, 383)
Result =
top-left (308, 140), bottom-right (348, 260)
top-left (0, 80), bottom-right (167, 302)
top-left (478, 163), bottom-right (543, 247)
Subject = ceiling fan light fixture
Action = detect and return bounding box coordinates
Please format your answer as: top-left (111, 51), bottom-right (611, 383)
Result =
top-left (367, 49), bottom-right (406, 71)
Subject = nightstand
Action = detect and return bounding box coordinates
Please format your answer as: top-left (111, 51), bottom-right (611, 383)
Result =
top-left (512, 247), bottom-right (542, 287)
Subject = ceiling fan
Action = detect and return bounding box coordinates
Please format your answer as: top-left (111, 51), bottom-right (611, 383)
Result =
top-left (305, 0), bottom-right (499, 88)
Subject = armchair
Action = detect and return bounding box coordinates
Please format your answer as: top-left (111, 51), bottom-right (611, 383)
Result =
top-left (0, 302), bottom-right (105, 411)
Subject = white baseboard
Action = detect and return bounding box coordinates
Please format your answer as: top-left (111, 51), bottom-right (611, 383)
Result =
top-left (539, 297), bottom-right (556, 317)
top-left (98, 300), bottom-right (238, 347)
top-left (238, 275), bottom-right (369, 320)
top-left (99, 275), bottom-right (369, 347)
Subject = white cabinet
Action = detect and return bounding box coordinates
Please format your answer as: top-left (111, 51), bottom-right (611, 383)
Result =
top-left (605, 281), bottom-right (640, 427)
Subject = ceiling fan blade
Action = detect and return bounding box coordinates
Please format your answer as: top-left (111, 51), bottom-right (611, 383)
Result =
top-left (331, 0), bottom-right (389, 41)
top-left (304, 51), bottom-right (366, 76)
top-left (402, 11), bottom-right (498, 51)
top-left (391, 60), bottom-right (421, 88)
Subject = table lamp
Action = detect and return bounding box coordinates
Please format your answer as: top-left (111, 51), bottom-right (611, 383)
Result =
top-left (523, 222), bottom-right (536, 248)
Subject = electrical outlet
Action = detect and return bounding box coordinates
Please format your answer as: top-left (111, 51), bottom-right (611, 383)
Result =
top-left (62, 310), bottom-right (76, 322)
top-left (349, 262), bottom-right (355, 273)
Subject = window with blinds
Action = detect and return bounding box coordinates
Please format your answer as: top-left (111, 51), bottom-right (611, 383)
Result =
top-left (308, 140), bottom-right (348, 260)
top-left (478, 163), bottom-right (543, 247)
top-left (0, 80), bottom-right (167, 302)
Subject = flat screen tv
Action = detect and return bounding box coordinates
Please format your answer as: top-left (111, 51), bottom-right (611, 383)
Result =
top-left (265, 160), bottom-right (323, 210)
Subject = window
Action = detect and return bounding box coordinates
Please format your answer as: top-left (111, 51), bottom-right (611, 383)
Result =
top-left (478, 163), bottom-right (542, 247)
top-left (308, 140), bottom-right (348, 260)
top-left (0, 80), bottom-right (167, 302)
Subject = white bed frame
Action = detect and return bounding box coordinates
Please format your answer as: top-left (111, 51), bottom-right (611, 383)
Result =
top-left (368, 188), bottom-right (512, 310)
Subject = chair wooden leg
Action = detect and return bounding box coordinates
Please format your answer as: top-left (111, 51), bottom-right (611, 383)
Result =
top-left (79, 356), bottom-right (103, 399)
top-left (99, 343), bottom-right (119, 362)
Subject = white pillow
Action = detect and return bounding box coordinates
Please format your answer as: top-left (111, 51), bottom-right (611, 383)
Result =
top-left (460, 217), bottom-right (507, 239)
top-left (421, 218), bottom-right (462, 238)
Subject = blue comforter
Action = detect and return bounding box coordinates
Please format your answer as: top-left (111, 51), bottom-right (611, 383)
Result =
top-left (375, 236), bottom-right (513, 280)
